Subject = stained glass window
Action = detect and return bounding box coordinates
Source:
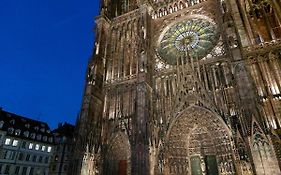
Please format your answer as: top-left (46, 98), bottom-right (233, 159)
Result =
top-left (158, 18), bottom-right (218, 65)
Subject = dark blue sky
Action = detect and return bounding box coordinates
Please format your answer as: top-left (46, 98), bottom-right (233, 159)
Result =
top-left (0, 0), bottom-right (100, 129)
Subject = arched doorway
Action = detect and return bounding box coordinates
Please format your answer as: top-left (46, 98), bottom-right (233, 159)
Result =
top-left (104, 132), bottom-right (131, 175)
top-left (163, 106), bottom-right (236, 175)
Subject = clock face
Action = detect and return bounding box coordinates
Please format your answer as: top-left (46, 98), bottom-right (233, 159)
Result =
top-left (158, 17), bottom-right (219, 65)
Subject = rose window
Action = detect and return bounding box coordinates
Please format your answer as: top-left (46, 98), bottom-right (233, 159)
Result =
top-left (158, 17), bottom-right (219, 65)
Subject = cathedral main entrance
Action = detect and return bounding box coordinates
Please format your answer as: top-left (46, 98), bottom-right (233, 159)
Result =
top-left (162, 106), bottom-right (236, 175)
top-left (104, 132), bottom-right (131, 175)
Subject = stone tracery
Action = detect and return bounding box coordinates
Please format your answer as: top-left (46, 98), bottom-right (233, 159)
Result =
top-left (72, 0), bottom-right (281, 174)
top-left (157, 16), bottom-right (219, 65)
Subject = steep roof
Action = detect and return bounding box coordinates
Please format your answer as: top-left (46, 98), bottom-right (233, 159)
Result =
top-left (0, 109), bottom-right (54, 144)
top-left (52, 122), bottom-right (75, 138)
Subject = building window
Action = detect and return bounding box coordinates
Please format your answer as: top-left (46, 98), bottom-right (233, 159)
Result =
top-left (43, 136), bottom-right (47, 141)
top-left (15, 129), bottom-right (21, 135)
top-left (55, 155), bottom-right (59, 161)
top-left (36, 134), bottom-right (42, 140)
top-left (47, 146), bottom-right (52, 153)
top-left (22, 167), bottom-right (27, 175)
top-left (15, 166), bottom-right (20, 174)
top-left (44, 157), bottom-right (49, 164)
top-left (39, 156), bottom-right (43, 163)
top-left (10, 119), bottom-right (15, 125)
top-left (25, 154), bottom-right (30, 161)
top-left (32, 155), bottom-right (37, 162)
top-left (4, 150), bottom-right (11, 159)
top-left (22, 141), bottom-right (26, 148)
top-left (29, 143), bottom-right (33, 149)
top-left (35, 144), bottom-right (40, 150)
top-left (23, 131), bottom-right (29, 137)
top-left (7, 127), bottom-right (14, 134)
top-left (11, 151), bottom-right (16, 160)
top-left (5, 138), bottom-right (11, 145)
top-left (0, 121), bottom-right (4, 128)
top-left (30, 167), bottom-right (34, 175)
top-left (40, 128), bottom-right (45, 132)
top-left (12, 140), bottom-right (19, 146)
top-left (48, 137), bottom-right (53, 142)
top-left (4, 165), bottom-right (10, 174)
top-left (25, 123), bottom-right (30, 128)
top-left (5, 150), bottom-right (16, 160)
top-left (18, 152), bottom-right (24, 160)
top-left (41, 145), bottom-right (46, 151)
top-left (30, 133), bottom-right (36, 139)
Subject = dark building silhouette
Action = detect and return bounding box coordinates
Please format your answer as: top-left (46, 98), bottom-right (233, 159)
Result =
top-left (50, 122), bottom-right (75, 175)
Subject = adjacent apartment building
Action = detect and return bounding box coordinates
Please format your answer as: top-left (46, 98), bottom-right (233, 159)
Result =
top-left (0, 109), bottom-right (54, 175)
top-left (49, 122), bottom-right (75, 175)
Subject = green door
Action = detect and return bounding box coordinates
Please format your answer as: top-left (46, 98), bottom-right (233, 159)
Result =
top-left (190, 156), bottom-right (202, 175)
top-left (205, 155), bottom-right (219, 175)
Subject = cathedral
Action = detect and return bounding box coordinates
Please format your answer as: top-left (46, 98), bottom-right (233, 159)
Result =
top-left (71, 0), bottom-right (281, 174)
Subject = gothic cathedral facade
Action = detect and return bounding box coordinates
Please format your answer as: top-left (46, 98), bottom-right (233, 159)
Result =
top-left (71, 0), bottom-right (281, 174)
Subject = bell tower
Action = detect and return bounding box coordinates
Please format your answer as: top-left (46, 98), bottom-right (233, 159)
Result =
top-left (72, 0), bottom-right (281, 174)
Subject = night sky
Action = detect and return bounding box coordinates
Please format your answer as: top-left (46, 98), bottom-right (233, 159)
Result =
top-left (0, 0), bottom-right (100, 129)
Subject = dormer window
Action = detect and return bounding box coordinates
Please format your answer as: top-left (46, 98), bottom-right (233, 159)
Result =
top-left (15, 129), bottom-right (21, 136)
top-left (23, 131), bottom-right (29, 137)
top-left (0, 121), bottom-right (4, 128)
top-left (48, 137), bottom-right (53, 143)
top-left (10, 119), bottom-right (15, 125)
top-left (8, 128), bottom-right (14, 134)
top-left (30, 133), bottom-right (36, 139)
top-left (34, 126), bottom-right (39, 131)
top-left (36, 134), bottom-right (42, 140)
top-left (25, 123), bottom-right (30, 128)
top-left (43, 136), bottom-right (47, 142)
top-left (40, 128), bottom-right (45, 133)
top-left (46, 130), bottom-right (50, 133)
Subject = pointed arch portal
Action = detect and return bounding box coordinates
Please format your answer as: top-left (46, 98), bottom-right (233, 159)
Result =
top-left (162, 106), bottom-right (236, 175)
top-left (104, 132), bottom-right (131, 175)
